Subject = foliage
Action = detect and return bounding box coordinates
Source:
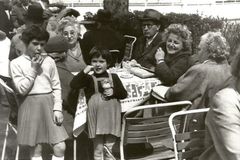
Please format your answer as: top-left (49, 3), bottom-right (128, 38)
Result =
top-left (110, 10), bottom-right (240, 61)
top-left (222, 22), bottom-right (240, 61)
top-left (111, 11), bottom-right (227, 55)
top-left (110, 11), bottom-right (142, 37)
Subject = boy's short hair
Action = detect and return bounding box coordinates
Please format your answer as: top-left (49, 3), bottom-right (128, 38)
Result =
top-left (89, 46), bottom-right (112, 65)
top-left (21, 24), bottom-right (49, 45)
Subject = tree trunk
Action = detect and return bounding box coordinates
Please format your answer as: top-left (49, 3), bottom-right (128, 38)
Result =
top-left (103, 0), bottom-right (129, 14)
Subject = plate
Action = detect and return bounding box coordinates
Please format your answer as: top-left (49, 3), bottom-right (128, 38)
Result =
top-left (120, 74), bottom-right (133, 79)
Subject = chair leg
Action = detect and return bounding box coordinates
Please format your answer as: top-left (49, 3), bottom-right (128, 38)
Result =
top-left (103, 145), bottom-right (116, 160)
top-left (73, 139), bottom-right (76, 160)
top-left (15, 145), bottom-right (19, 160)
top-left (1, 123), bottom-right (9, 160)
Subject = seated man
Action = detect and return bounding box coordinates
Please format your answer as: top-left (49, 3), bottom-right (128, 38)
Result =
top-left (131, 9), bottom-right (165, 70)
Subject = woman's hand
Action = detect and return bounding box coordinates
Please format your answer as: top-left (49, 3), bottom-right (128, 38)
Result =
top-left (155, 47), bottom-right (165, 64)
top-left (83, 65), bottom-right (94, 74)
top-left (53, 110), bottom-right (64, 126)
top-left (31, 54), bottom-right (44, 70)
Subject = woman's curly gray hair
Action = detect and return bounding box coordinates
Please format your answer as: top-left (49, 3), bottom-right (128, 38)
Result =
top-left (164, 23), bottom-right (192, 52)
top-left (57, 16), bottom-right (80, 35)
top-left (200, 32), bottom-right (230, 61)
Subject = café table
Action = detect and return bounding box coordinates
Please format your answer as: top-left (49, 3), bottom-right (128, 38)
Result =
top-left (109, 67), bottom-right (162, 112)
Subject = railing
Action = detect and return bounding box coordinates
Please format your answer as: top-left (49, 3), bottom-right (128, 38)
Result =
top-left (64, 0), bottom-right (240, 7)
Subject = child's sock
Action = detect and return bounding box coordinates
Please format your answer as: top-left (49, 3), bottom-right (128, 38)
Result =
top-left (31, 156), bottom-right (43, 160)
top-left (52, 155), bottom-right (64, 160)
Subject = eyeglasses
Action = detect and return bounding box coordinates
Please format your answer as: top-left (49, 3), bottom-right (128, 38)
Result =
top-left (62, 31), bottom-right (77, 37)
top-left (141, 24), bottom-right (154, 29)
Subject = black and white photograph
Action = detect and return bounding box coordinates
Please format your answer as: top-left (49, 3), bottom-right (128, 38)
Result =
top-left (1, 0), bottom-right (240, 159)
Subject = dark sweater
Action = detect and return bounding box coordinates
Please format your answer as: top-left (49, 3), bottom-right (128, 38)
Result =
top-left (155, 51), bottom-right (195, 86)
top-left (70, 71), bottom-right (128, 102)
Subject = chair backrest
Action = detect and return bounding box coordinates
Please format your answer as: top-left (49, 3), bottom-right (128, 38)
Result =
top-left (0, 78), bottom-right (19, 125)
top-left (169, 108), bottom-right (210, 160)
top-left (123, 35), bottom-right (137, 61)
top-left (120, 101), bottom-right (192, 160)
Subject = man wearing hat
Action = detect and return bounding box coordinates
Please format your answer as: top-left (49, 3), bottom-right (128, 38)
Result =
top-left (81, 9), bottom-right (125, 65)
top-left (9, 3), bottom-right (48, 61)
top-left (132, 9), bottom-right (165, 70)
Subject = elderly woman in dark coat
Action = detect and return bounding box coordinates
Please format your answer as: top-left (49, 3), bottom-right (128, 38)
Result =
top-left (199, 44), bottom-right (240, 160)
top-left (165, 31), bottom-right (233, 131)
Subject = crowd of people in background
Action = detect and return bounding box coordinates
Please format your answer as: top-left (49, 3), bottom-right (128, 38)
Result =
top-left (1, 0), bottom-right (240, 159)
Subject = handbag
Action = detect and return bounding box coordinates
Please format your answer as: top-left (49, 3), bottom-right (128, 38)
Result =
top-left (73, 89), bottom-right (88, 137)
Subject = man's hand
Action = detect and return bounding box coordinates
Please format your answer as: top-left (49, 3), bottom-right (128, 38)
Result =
top-left (129, 59), bottom-right (141, 67)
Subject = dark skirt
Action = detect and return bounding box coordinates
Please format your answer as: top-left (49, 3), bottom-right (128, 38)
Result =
top-left (17, 93), bottom-right (69, 146)
top-left (87, 93), bottom-right (121, 138)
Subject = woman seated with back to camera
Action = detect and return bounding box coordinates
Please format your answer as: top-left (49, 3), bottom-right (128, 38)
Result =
top-left (165, 31), bottom-right (233, 131)
top-left (199, 43), bottom-right (240, 160)
top-left (154, 23), bottom-right (196, 86)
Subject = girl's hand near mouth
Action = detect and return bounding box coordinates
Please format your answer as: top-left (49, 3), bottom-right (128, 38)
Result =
top-left (32, 54), bottom-right (45, 70)
top-left (84, 65), bottom-right (94, 74)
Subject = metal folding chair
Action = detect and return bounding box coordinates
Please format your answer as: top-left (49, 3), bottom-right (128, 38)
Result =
top-left (169, 108), bottom-right (210, 160)
top-left (123, 35), bottom-right (137, 61)
top-left (104, 101), bottom-right (192, 160)
top-left (0, 78), bottom-right (19, 160)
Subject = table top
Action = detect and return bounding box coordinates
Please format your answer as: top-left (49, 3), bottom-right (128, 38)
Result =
top-left (109, 67), bottom-right (161, 112)
top-left (71, 67), bottom-right (162, 112)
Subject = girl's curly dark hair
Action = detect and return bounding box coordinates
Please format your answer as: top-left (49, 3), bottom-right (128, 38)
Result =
top-left (89, 46), bottom-right (113, 67)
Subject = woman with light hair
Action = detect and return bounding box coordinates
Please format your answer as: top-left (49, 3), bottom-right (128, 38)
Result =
top-left (199, 42), bottom-right (240, 160)
top-left (57, 16), bottom-right (92, 160)
top-left (58, 16), bottom-right (88, 72)
top-left (164, 31), bottom-right (233, 131)
top-left (154, 23), bottom-right (195, 85)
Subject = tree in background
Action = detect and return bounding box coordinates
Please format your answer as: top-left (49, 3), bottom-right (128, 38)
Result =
top-left (103, 0), bottom-right (128, 14)
top-left (222, 22), bottom-right (240, 62)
